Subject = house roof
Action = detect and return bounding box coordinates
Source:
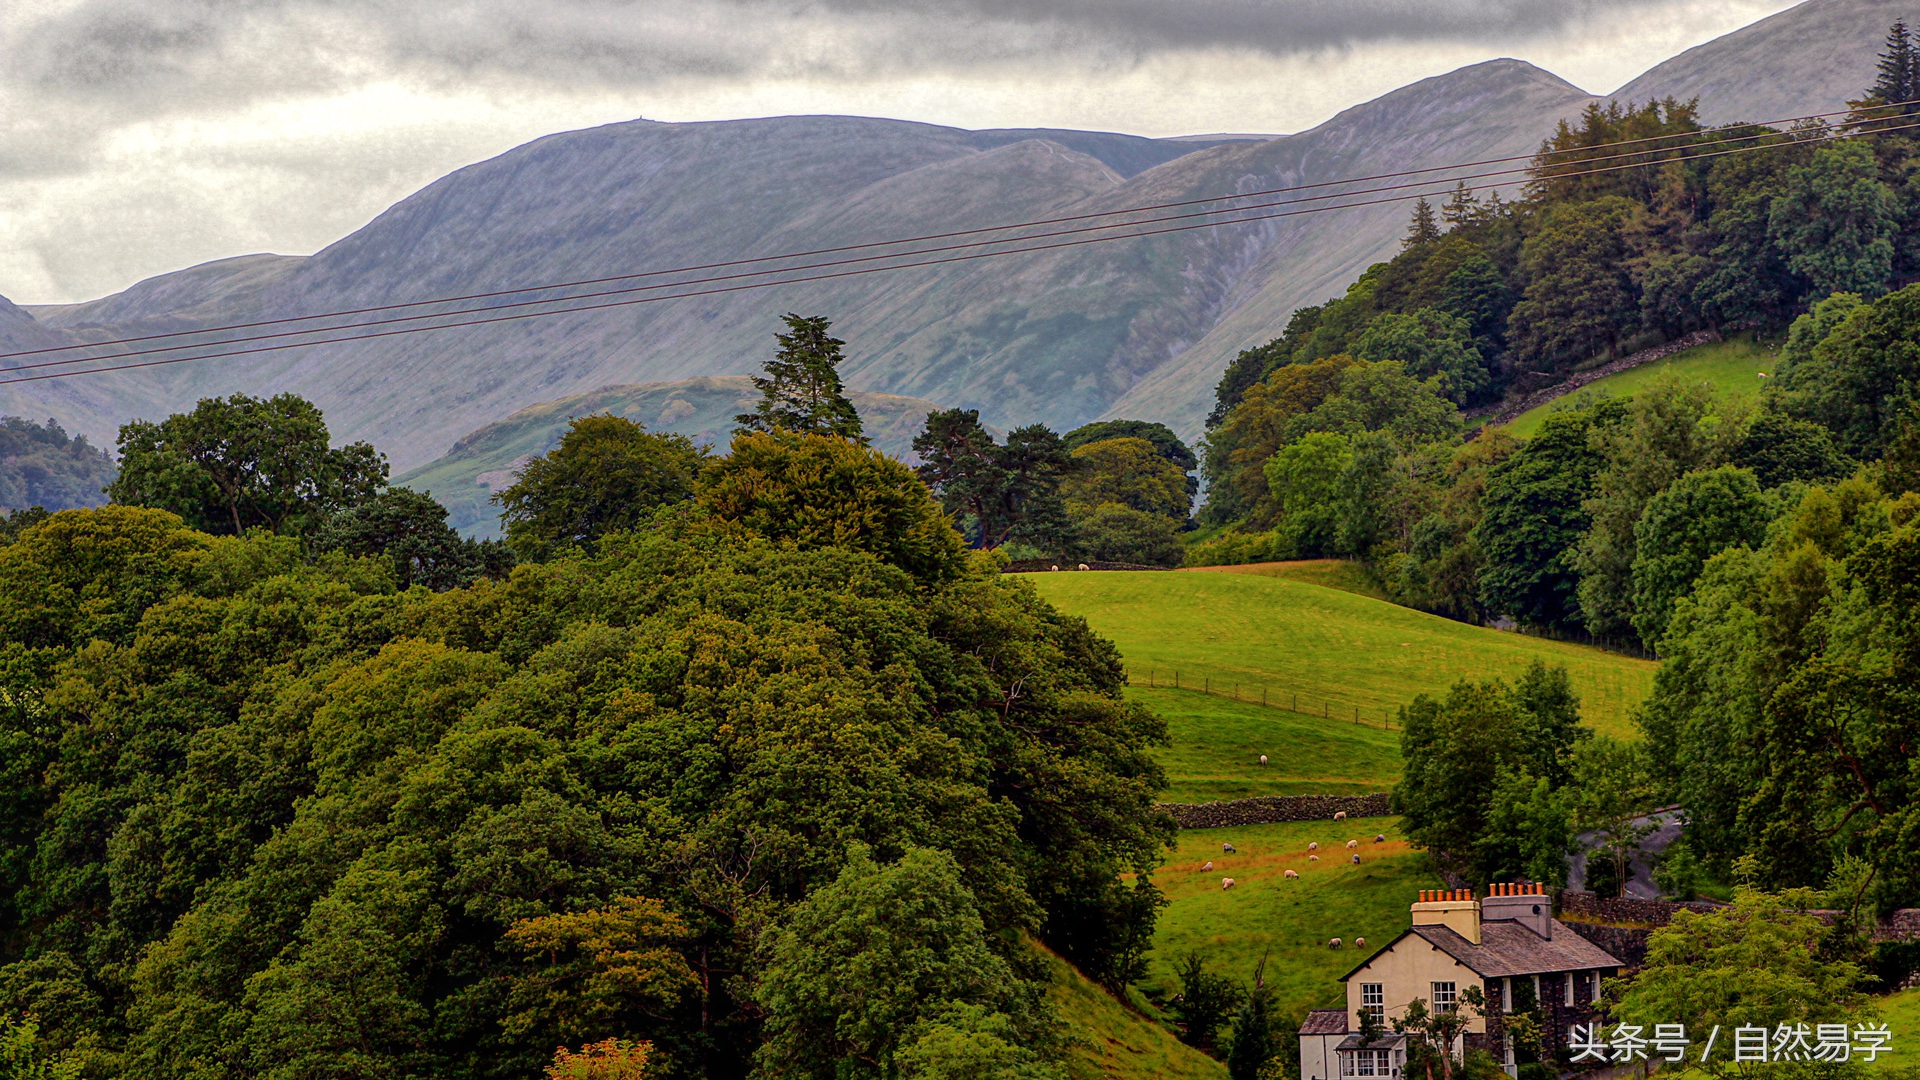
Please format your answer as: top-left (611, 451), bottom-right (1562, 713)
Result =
top-left (1406, 918), bottom-right (1622, 977)
top-left (1301, 1009), bottom-right (1350, 1036)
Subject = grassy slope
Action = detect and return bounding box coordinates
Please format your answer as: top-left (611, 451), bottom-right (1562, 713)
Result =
top-left (1185, 559), bottom-right (1390, 601)
top-left (1144, 818), bottom-right (1440, 1022)
top-left (1501, 336), bottom-right (1778, 439)
top-left (1141, 686), bottom-right (1400, 803)
top-left (1027, 570), bottom-right (1655, 740)
top-left (1872, 988), bottom-right (1920, 1071)
top-left (1044, 945), bottom-right (1229, 1080)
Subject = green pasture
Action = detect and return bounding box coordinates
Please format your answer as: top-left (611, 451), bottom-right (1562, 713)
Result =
top-left (1185, 558), bottom-right (1389, 601)
top-left (1138, 686), bottom-right (1400, 803)
top-left (1501, 336), bottom-right (1778, 439)
top-left (1144, 818), bottom-right (1439, 1022)
top-left (1028, 570), bottom-right (1655, 739)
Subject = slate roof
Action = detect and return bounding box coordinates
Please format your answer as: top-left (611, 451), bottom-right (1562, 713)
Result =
top-left (1300, 1009), bottom-right (1350, 1036)
top-left (1405, 918), bottom-right (1622, 977)
top-left (1336, 1034), bottom-right (1411, 1052)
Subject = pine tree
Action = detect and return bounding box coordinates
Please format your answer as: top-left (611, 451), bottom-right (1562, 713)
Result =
top-left (1403, 197), bottom-right (1442, 249)
top-left (1441, 181), bottom-right (1479, 228)
top-left (1225, 954), bottom-right (1276, 1080)
top-left (735, 313), bottom-right (866, 442)
top-left (1874, 20), bottom-right (1918, 115)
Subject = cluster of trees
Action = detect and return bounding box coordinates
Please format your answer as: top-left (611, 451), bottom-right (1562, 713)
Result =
top-left (0, 314), bottom-right (1175, 1080)
top-left (913, 413), bottom-right (1198, 567)
top-left (0, 417), bottom-right (115, 515)
top-left (1194, 44), bottom-right (1920, 651)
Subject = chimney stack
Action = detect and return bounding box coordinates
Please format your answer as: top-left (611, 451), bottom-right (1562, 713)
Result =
top-left (1480, 881), bottom-right (1552, 939)
top-left (1411, 887), bottom-right (1481, 944)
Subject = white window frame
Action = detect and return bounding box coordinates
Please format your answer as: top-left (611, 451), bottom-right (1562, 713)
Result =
top-left (1432, 981), bottom-right (1458, 1014)
top-left (1361, 983), bottom-right (1385, 1022)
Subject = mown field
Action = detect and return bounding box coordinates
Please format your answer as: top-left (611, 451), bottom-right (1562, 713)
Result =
top-left (1140, 686), bottom-right (1400, 803)
top-left (1026, 568), bottom-right (1656, 740)
top-left (1501, 335), bottom-right (1778, 438)
top-left (1142, 818), bottom-right (1437, 1023)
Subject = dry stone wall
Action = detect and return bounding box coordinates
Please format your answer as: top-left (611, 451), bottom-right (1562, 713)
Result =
top-left (1158, 793), bottom-right (1392, 829)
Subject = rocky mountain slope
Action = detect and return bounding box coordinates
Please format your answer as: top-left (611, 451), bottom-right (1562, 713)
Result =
top-left (1612, 0), bottom-right (1905, 124)
top-left (2, 0), bottom-right (1900, 468)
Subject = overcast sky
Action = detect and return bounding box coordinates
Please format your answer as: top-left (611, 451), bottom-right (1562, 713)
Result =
top-left (0, 0), bottom-right (1798, 305)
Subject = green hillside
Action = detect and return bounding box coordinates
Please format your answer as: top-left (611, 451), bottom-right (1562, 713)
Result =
top-left (395, 376), bottom-right (941, 536)
top-left (1044, 945), bottom-right (1229, 1080)
top-left (1141, 687), bottom-right (1400, 803)
top-left (1027, 570), bottom-right (1656, 740)
top-left (1144, 818), bottom-right (1438, 1022)
top-left (1184, 558), bottom-right (1389, 601)
top-left (1501, 336), bottom-right (1779, 439)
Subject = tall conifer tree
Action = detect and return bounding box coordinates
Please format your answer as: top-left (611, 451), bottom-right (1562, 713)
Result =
top-left (1874, 20), bottom-right (1918, 114)
top-left (736, 313), bottom-right (866, 442)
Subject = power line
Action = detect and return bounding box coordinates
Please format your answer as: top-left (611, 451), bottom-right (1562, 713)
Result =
top-left (7, 113), bottom-right (1915, 388)
top-left (6, 96), bottom-right (1909, 369)
top-left (5, 115), bottom-right (1859, 377)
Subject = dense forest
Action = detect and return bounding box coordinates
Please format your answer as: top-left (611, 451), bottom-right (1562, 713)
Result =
top-left (0, 418), bottom-right (115, 515)
top-left (0, 304), bottom-right (1175, 1080)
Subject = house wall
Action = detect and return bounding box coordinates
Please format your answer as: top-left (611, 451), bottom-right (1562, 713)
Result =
top-left (1344, 937), bottom-right (1487, 1035)
top-left (1302, 1033), bottom-right (1343, 1080)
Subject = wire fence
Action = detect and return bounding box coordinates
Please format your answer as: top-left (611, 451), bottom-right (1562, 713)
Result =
top-left (1124, 667), bottom-right (1399, 731)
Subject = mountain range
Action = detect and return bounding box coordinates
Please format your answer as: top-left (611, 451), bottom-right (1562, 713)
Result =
top-left (0, 0), bottom-right (1906, 487)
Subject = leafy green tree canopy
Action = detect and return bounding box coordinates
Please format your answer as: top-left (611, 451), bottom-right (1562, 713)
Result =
top-left (109, 393), bottom-right (386, 535)
top-left (1352, 308), bottom-right (1491, 405)
top-left (700, 428), bottom-right (968, 583)
top-left (1062, 438), bottom-right (1189, 520)
top-left (0, 417), bottom-right (114, 513)
top-left (309, 487), bottom-right (507, 590)
top-left (1629, 465), bottom-right (1774, 651)
top-left (736, 314), bottom-right (865, 441)
top-left (493, 414), bottom-right (705, 561)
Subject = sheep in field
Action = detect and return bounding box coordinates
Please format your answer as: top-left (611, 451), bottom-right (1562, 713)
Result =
top-left (1375, 834), bottom-right (1387, 843)
top-left (1351, 854), bottom-right (1361, 865)
top-left (1221, 878), bottom-right (1236, 890)
top-left (1355, 937), bottom-right (1367, 949)
top-left (1328, 937), bottom-right (1343, 949)
top-left (1346, 839), bottom-right (1359, 850)
top-left (1309, 855), bottom-right (1319, 862)
top-left (1077, 563), bottom-right (1091, 570)
top-left (1334, 811), bottom-right (1347, 821)
top-left (1308, 841), bottom-right (1319, 851)
top-left (1259, 754), bottom-right (1268, 765)
top-left (1200, 861), bottom-right (1214, 871)
top-left (1222, 842), bottom-right (1237, 854)
top-left (1284, 869), bottom-right (1300, 879)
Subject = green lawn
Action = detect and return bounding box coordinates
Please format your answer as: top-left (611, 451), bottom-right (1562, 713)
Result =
top-left (1142, 818), bottom-right (1439, 1023)
top-left (1872, 988), bottom-right (1920, 1071)
top-left (1028, 570), bottom-right (1655, 739)
top-left (1185, 559), bottom-right (1389, 601)
top-left (1501, 336), bottom-right (1778, 439)
top-left (1044, 944), bottom-right (1228, 1080)
top-left (1138, 686), bottom-right (1400, 803)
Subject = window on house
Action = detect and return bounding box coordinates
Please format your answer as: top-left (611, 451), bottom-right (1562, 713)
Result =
top-left (1432, 982), bottom-right (1457, 1013)
top-left (1353, 1050), bottom-right (1392, 1076)
top-left (1564, 972), bottom-right (1574, 1006)
top-left (1361, 983), bottom-right (1384, 1023)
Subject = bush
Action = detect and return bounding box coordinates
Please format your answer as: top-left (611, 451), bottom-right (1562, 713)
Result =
top-left (1074, 504), bottom-right (1184, 566)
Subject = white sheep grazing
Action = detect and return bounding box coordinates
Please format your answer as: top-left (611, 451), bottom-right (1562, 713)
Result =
top-left (1334, 811), bottom-right (1347, 821)
top-left (1259, 754), bottom-right (1268, 765)
top-left (1351, 854), bottom-right (1361, 865)
top-left (1077, 563), bottom-right (1091, 571)
top-left (1221, 877), bottom-right (1237, 890)
top-left (1201, 861), bottom-right (1214, 871)
top-left (1284, 869), bottom-right (1300, 879)
top-left (1328, 937), bottom-right (1343, 949)
top-left (1222, 842), bottom-right (1237, 854)
top-left (1347, 839), bottom-right (1360, 850)
top-left (1355, 936), bottom-right (1367, 949)
top-left (1049, 565), bottom-right (1060, 572)
top-left (1308, 855), bottom-right (1319, 862)
top-left (1308, 841), bottom-right (1319, 851)
top-left (1374, 834), bottom-right (1387, 843)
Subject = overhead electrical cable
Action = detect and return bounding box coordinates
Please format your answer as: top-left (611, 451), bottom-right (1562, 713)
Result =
top-left (7, 111), bottom-right (1917, 388)
top-left (6, 96), bottom-right (1910, 369)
